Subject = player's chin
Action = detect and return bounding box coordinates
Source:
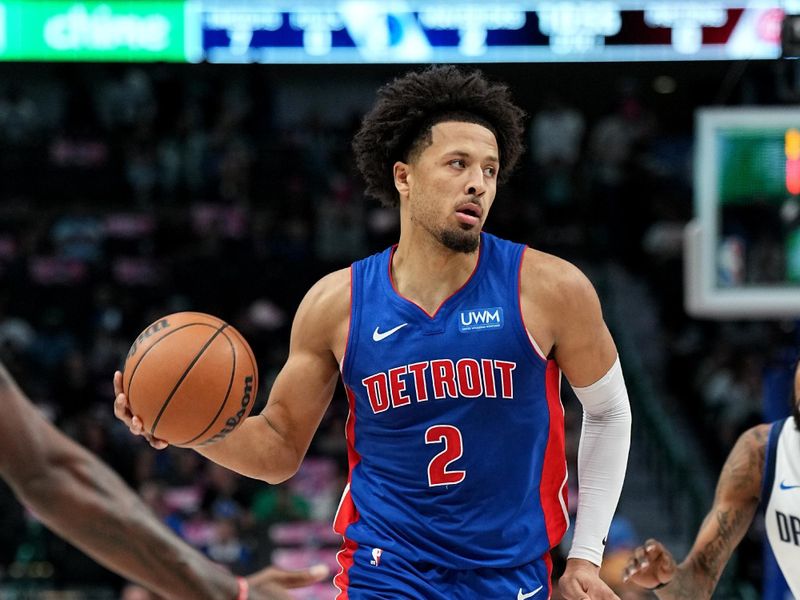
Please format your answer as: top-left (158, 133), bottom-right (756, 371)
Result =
top-left (440, 228), bottom-right (480, 253)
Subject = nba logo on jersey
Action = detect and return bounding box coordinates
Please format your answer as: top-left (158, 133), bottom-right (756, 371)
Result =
top-left (370, 548), bottom-right (383, 566)
top-left (458, 307), bottom-right (504, 332)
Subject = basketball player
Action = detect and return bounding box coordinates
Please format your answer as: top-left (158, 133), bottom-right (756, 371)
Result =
top-left (115, 66), bottom-right (632, 599)
top-left (622, 361), bottom-right (800, 598)
top-left (0, 362), bottom-right (328, 600)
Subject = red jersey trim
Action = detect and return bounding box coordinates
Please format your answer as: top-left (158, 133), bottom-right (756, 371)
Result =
top-left (540, 360), bottom-right (569, 547)
top-left (333, 537), bottom-right (357, 600)
top-left (332, 385), bottom-right (361, 598)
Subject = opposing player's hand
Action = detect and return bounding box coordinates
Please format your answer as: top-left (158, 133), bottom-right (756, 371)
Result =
top-left (558, 558), bottom-right (620, 600)
top-left (247, 563), bottom-right (330, 599)
top-left (113, 371), bottom-right (169, 450)
top-left (622, 539), bottom-right (676, 591)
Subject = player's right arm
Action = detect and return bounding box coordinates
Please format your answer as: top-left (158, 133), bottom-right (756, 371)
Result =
top-left (115, 269), bottom-right (349, 484)
top-left (622, 424), bottom-right (769, 599)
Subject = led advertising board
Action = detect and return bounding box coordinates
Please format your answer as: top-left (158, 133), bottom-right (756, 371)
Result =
top-left (0, 1), bottom-right (797, 63)
top-left (0, 0), bottom-right (187, 61)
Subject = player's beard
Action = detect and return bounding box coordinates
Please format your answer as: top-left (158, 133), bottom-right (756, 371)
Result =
top-left (410, 211), bottom-right (480, 254)
top-left (408, 188), bottom-right (481, 253)
top-left (439, 226), bottom-right (480, 253)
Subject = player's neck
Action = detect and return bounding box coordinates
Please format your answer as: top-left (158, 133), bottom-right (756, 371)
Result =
top-left (392, 232), bottom-right (479, 314)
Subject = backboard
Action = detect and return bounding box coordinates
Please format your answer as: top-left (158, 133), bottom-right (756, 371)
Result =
top-left (686, 107), bottom-right (800, 318)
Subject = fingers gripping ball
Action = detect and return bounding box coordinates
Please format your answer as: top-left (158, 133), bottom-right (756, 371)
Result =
top-left (122, 312), bottom-right (258, 447)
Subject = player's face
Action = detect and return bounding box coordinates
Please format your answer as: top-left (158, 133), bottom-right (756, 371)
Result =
top-left (402, 121), bottom-right (499, 253)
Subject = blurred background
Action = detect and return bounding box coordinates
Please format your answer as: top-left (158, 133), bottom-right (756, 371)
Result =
top-left (0, 1), bottom-right (799, 598)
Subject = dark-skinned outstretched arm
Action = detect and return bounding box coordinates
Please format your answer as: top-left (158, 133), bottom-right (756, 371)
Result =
top-left (0, 362), bottom-right (325, 600)
top-left (624, 424), bottom-right (768, 599)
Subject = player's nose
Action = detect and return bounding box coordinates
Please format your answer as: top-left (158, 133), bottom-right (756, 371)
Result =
top-left (464, 167), bottom-right (487, 198)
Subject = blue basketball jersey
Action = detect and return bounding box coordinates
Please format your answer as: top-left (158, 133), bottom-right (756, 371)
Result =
top-left (334, 233), bottom-right (568, 584)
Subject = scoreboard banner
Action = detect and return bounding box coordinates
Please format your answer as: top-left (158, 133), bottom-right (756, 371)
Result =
top-left (194, 0), bottom-right (788, 64)
top-left (0, 0), bottom-right (798, 63)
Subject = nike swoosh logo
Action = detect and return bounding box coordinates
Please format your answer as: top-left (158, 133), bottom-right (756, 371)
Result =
top-left (372, 323), bottom-right (408, 341)
top-left (517, 585), bottom-right (543, 600)
top-left (780, 480), bottom-right (800, 490)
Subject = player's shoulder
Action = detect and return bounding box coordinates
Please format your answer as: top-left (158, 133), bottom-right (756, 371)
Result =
top-left (308, 267), bottom-right (351, 295)
top-left (520, 247), bottom-right (598, 308)
top-left (292, 268), bottom-right (351, 349)
top-left (736, 423), bottom-right (771, 456)
top-left (301, 268), bottom-right (351, 315)
top-left (720, 423), bottom-right (771, 499)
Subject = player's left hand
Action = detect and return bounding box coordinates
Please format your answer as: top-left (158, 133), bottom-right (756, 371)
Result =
top-left (621, 539), bottom-right (675, 590)
top-left (247, 563), bottom-right (330, 600)
top-left (113, 370), bottom-right (169, 450)
top-left (558, 558), bottom-right (620, 600)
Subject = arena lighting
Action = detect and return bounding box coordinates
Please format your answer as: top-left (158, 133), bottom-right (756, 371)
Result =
top-left (786, 128), bottom-right (800, 195)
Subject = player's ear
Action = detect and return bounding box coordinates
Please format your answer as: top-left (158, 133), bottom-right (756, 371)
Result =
top-left (394, 161), bottom-right (411, 196)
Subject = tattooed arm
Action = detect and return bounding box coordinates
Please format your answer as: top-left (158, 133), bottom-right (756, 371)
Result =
top-left (623, 424), bottom-right (769, 599)
top-left (0, 363), bottom-right (326, 600)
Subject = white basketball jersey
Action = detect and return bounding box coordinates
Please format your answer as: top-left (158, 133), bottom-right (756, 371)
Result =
top-left (763, 418), bottom-right (800, 599)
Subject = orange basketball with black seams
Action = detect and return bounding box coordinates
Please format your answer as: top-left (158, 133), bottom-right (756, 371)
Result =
top-left (122, 312), bottom-right (259, 447)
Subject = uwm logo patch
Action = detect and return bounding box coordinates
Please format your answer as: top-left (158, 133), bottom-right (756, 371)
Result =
top-left (459, 307), bottom-right (504, 332)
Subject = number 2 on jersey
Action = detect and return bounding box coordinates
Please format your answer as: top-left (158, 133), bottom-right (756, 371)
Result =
top-left (425, 424), bottom-right (466, 487)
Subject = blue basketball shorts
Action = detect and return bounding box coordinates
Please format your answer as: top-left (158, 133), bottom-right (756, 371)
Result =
top-left (334, 541), bottom-right (553, 600)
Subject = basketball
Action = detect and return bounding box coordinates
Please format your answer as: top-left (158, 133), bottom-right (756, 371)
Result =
top-left (122, 312), bottom-right (259, 447)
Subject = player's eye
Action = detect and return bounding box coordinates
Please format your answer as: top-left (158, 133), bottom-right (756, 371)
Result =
top-left (450, 159), bottom-right (466, 168)
top-left (483, 166), bottom-right (496, 178)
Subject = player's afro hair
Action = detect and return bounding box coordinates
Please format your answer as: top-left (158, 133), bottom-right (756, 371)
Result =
top-left (353, 65), bottom-right (526, 207)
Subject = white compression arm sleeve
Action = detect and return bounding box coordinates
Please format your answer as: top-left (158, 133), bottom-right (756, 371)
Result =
top-left (567, 355), bottom-right (632, 566)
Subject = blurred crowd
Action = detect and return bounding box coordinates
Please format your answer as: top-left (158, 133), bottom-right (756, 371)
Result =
top-left (0, 61), bottom-right (797, 598)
